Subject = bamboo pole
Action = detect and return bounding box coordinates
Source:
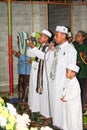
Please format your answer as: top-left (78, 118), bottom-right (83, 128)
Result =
top-left (7, 0), bottom-right (14, 95)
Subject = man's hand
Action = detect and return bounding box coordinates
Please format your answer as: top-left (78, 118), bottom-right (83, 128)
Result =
top-left (28, 58), bottom-right (32, 64)
top-left (49, 43), bottom-right (55, 51)
top-left (60, 96), bottom-right (67, 102)
top-left (12, 50), bottom-right (17, 56)
top-left (26, 40), bottom-right (35, 48)
top-left (12, 50), bottom-right (20, 58)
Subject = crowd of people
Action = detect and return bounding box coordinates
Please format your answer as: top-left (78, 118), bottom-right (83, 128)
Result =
top-left (12, 25), bottom-right (87, 130)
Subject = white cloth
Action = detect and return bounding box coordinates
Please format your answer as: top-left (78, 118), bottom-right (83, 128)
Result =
top-left (62, 77), bottom-right (83, 130)
top-left (27, 46), bottom-right (54, 118)
top-left (50, 41), bottom-right (77, 128)
top-left (28, 61), bottom-right (39, 112)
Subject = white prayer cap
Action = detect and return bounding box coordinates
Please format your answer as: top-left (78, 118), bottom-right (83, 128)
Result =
top-left (42, 29), bottom-right (52, 38)
top-left (67, 64), bottom-right (80, 73)
top-left (56, 26), bottom-right (68, 34)
top-left (31, 32), bottom-right (36, 37)
top-left (31, 32), bottom-right (40, 39)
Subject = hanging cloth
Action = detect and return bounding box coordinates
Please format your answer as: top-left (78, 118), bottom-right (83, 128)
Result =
top-left (50, 45), bottom-right (60, 80)
top-left (17, 32), bottom-right (28, 55)
top-left (36, 44), bottom-right (49, 94)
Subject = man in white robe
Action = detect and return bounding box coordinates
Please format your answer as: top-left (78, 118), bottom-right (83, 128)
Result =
top-left (27, 32), bottom-right (41, 113)
top-left (50, 26), bottom-right (77, 129)
top-left (27, 30), bottom-right (54, 118)
top-left (61, 64), bottom-right (83, 130)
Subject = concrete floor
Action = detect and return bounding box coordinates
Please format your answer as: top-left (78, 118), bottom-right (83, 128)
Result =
top-left (0, 86), bottom-right (18, 99)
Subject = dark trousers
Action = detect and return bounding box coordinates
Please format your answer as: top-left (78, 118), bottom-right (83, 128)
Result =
top-left (18, 74), bottom-right (30, 102)
top-left (82, 78), bottom-right (87, 104)
top-left (78, 77), bottom-right (87, 104)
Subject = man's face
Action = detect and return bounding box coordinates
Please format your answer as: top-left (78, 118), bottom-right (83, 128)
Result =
top-left (75, 32), bottom-right (85, 44)
top-left (38, 33), bottom-right (49, 44)
top-left (54, 32), bottom-right (66, 44)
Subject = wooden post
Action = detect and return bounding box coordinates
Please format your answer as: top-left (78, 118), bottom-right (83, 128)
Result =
top-left (7, 0), bottom-right (14, 95)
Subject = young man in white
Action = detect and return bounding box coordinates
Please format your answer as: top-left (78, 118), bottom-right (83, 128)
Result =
top-left (50, 26), bottom-right (77, 129)
top-left (61, 64), bottom-right (83, 130)
top-left (27, 30), bottom-right (54, 118)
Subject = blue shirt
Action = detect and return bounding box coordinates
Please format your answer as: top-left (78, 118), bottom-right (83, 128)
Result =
top-left (18, 54), bottom-right (31, 75)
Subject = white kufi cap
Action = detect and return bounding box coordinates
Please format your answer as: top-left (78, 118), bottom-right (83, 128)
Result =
top-left (31, 32), bottom-right (36, 37)
top-left (56, 26), bottom-right (68, 34)
top-left (67, 64), bottom-right (80, 73)
top-left (42, 30), bottom-right (52, 38)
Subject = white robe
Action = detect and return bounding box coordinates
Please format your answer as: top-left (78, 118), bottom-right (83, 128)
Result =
top-left (50, 41), bottom-right (77, 128)
top-left (28, 61), bottom-right (39, 112)
top-left (62, 77), bottom-right (83, 130)
top-left (27, 46), bottom-right (54, 118)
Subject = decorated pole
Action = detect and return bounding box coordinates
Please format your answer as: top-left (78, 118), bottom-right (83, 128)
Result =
top-left (7, 0), bottom-right (14, 95)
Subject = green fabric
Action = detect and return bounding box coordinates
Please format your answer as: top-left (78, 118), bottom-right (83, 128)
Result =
top-left (31, 57), bottom-right (36, 61)
top-left (35, 32), bottom-right (40, 39)
top-left (36, 42), bottom-right (41, 47)
top-left (73, 41), bottom-right (87, 78)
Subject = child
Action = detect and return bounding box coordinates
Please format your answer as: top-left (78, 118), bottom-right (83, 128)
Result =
top-left (61, 64), bottom-right (83, 130)
top-left (13, 32), bottom-right (31, 102)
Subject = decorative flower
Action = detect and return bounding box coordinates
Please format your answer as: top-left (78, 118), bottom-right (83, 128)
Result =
top-left (0, 98), bottom-right (16, 130)
top-left (0, 97), bottom-right (54, 130)
top-left (30, 127), bottom-right (38, 130)
top-left (6, 103), bottom-right (17, 116)
top-left (30, 126), bottom-right (53, 130)
top-left (16, 113), bottom-right (31, 130)
top-left (83, 111), bottom-right (87, 124)
top-left (0, 97), bottom-right (5, 106)
top-left (0, 97), bottom-right (31, 130)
